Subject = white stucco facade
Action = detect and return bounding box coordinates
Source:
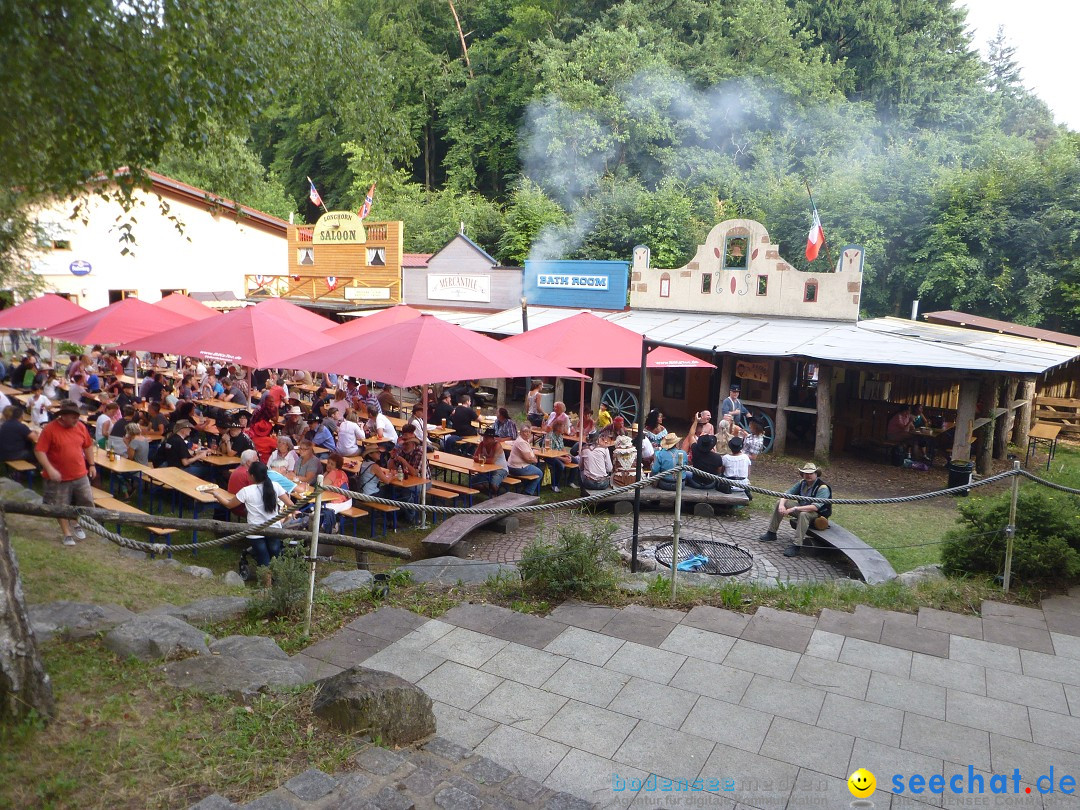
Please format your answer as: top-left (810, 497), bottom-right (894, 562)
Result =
top-left (26, 173), bottom-right (289, 310)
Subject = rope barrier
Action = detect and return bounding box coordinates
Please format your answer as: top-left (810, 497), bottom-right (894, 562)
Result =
top-left (1018, 469), bottom-right (1080, 495)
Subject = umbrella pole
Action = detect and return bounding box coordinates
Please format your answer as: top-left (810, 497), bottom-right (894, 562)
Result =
top-left (631, 340), bottom-right (648, 573)
top-left (420, 385), bottom-right (429, 529)
top-left (579, 371), bottom-right (586, 445)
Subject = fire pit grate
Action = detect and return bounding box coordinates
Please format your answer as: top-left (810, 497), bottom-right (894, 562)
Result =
top-left (653, 539), bottom-right (754, 576)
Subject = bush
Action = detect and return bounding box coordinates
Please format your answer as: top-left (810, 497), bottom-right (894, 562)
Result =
top-left (248, 546), bottom-right (309, 618)
top-left (518, 520), bottom-right (621, 598)
top-left (941, 490), bottom-right (1080, 584)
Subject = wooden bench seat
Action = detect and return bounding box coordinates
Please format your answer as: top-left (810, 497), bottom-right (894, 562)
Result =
top-left (89, 486), bottom-right (177, 539)
top-left (362, 501), bottom-right (400, 536)
top-left (335, 505), bottom-right (370, 536)
top-left (4, 458), bottom-right (36, 486)
top-left (598, 485), bottom-right (749, 517)
top-left (801, 520), bottom-right (896, 585)
top-left (422, 492), bottom-right (539, 552)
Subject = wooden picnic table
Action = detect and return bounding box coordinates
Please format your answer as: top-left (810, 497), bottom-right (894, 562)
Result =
top-left (1026, 422), bottom-right (1061, 470)
top-left (142, 466), bottom-right (218, 505)
top-left (93, 447), bottom-right (153, 475)
top-left (427, 452), bottom-right (502, 475)
top-left (202, 454), bottom-right (243, 468)
top-left (193, 398), bottom-right (247, 411)
top-left (0, 383), bottom-right (20, 396)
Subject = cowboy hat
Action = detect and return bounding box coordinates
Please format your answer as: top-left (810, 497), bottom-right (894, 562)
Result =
top-left (286, 405), bottom-right (303, 415)
top-left (660, 433), bottom-right (680, 449)
top-left (361, 445), bottom-right (383, 459)
top-left (173, 419), bottom-right (194, 431)
top-left (798, 461), bottom-right (820, 474)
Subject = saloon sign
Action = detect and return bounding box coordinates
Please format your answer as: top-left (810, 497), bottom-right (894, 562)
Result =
top-left (313, 211), bottom-right (366, 245)
top-left (427, 274), bottom-right (491, 303)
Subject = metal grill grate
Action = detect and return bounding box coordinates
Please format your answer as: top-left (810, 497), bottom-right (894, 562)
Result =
top-left (654, 539), bottom-right (754, 576)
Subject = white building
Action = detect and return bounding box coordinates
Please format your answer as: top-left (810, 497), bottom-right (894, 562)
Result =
top-left (27, 171), bottom-right (289, 310)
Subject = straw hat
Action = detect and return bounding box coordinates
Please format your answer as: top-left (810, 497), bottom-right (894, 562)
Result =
top-left (286, 405), bottom-right (303, 415)
top-left (660, 433), bottom-right (680, 449)
top-left (798, 461), bottom-right (820, 475)
top-left (361, 446), bottom-right (383, 459)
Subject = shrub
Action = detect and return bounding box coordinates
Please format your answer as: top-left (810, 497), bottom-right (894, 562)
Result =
top-left (248, 546), bottom-right (309, 618)
top-left (518, 520), bottom-right (621, 598)
top-left (941, 490), bottom-right (1080, 584)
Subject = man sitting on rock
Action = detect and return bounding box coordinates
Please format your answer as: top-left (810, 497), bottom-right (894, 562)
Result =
top-left (759, 461), bottom-right (832, 557)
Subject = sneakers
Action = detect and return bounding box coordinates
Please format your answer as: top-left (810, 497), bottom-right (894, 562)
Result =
top-left (568, 482), bottom-right (579, 490)
top-left (73, 526), bottom-right (86, 541)
top-left (783, 544), bottom-right (801, 557)
top-left (551, 485), bottom-right (561, 493)
top-left (62, 535), bottom-right (76, 547)
top-left (758, 530), bottom-right (778, 542)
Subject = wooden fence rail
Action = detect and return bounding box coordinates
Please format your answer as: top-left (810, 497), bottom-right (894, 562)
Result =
top-left (1035, 396), bottom-right (1080, 437)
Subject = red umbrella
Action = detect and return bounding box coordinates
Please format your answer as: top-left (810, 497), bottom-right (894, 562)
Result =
top-left (43, 297), bottom-right (194, 344)
top-left (154, 293), bottom-right (220, 321)
top-left (117, 299), bottom-right (334, 369)
top-left (251, 297), bottom-right (336, 332)
top-left (503, 312), bottom-right (715, 437)
top-left (0, 294), bottom-right (88, 330)
top-left (326, 304), bottom-right (423, 340)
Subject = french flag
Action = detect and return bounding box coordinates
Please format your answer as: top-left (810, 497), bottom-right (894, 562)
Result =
top-left (805, 206), bottom-right (825, 262)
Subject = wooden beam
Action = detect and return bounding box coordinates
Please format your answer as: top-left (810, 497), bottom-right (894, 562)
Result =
top-left (774, 361), bottom-right (793, 455)
top-left (590, 368), bottom-right (603, 416)
top-left (995, 378), bottom-right (1019, 459)
top-left (814, 364), bottom-right (834, 461)
top-left (952, 379), bottom-right (980, 462)
top-left (716, 356), bottom-right (734, 420)
top-left (0, 502), bottom-right (411, 558)
top-left (1013, 378), bottom-right (1037, 449)
top-left (976, 376), bottom-right (998, 475)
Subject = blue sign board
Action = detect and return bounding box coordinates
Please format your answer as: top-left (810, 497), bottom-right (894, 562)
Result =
top-left (69, 260), bottom-right (92, 276)
top-left (524, 259), bottom-right (628, 310)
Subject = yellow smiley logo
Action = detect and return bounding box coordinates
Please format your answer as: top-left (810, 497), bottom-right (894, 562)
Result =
top-left (847, 768), bottom-right (876, 798)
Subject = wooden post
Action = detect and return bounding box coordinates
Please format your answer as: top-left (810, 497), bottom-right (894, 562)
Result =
top-left (0, 510), bottom-right (55, 725)
top-left (813, 364), bottom-right (834, 460)
top-left (994, 377), bottom-right (1019, 459)
top-left (774, 360), bottom-right (793, 456)
top-left (952, 379), bottom-right (980, 462)
top-left (494, 377), bottom-right (507, 411)
top-left (716, 356), bottom-right (734, 419)
top-left (976, 376), bottom-right (999, 475)
top-left (590, 368), bottom-right (603, 416)
top-left (1013, 377), bottom-right (1037, 449)
top-left (553, 377), bottom-right (565, 408)
top-left (641, 369), bottom-right (653, 423)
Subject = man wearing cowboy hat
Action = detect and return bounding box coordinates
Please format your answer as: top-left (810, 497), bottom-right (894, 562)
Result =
top-left (652, 432), bottom-right (693, 490)
top-left (760, 461), bottom-right (832, 556)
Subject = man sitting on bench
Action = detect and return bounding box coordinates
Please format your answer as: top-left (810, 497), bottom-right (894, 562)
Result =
top-left (759, 461), bottom-right (832, 558)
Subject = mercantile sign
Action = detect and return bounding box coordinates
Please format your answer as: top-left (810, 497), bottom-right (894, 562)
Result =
top-left (427, 274), bottom-right (491, 303)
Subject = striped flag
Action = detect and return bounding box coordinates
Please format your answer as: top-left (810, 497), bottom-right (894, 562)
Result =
top-left (359, 183), bottom-right (376, 220)
top-left (308, 179), bottom-right (323, 209)
top-left (805, 205), bottom-right (825, 262)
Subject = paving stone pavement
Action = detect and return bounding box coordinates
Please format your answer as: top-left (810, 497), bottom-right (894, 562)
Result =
top-left (459, 511), bottom-right (848, 583)
top-left (213, 590), bottom-right (1080, 809)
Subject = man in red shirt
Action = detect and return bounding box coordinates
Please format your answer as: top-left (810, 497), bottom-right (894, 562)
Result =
top-left (34, 400), bottom-right (96, 546)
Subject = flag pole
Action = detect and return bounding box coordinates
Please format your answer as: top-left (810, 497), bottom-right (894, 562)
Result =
top-left (306, 176), bottom-right (329, 214)
top-left (804, 180), bottom-right (834, 271)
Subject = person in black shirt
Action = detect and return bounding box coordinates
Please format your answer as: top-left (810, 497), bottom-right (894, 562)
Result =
top-left (251, 368), bottom-right (271, 392)
top-left (432, 392), bottom-right (454, 426)
top-left (138, 372), bottom-right (163, 404)
top-left (0, 406), bottom-right (37, 462)
top-left (161, 420), bottom-right (213, 479)
top-left (220, 422), bottom-right (254, 457)
top-left (443, 395), bottom-right (479, 455)
top-left (690, 434), bottom-right (727, 490)
top-left (146, 402), bottom-right (169, 435)
top-left (115, 383), bottom-right (136, 411)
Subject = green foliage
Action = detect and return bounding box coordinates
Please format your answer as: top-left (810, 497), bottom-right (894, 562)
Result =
top-left (941, 490), bottom-right (1080, 585)
top-left (248, 547), bottom-right (309, 618)
top-left (519, 520), bottom-right (621, 598)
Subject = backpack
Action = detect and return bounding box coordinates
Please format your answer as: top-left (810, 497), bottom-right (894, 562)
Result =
top-left (810, 478), bottom-right (832, 519)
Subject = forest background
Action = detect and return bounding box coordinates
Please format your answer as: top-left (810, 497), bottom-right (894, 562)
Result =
top-left (3, 0), bottom-right (1079, 328)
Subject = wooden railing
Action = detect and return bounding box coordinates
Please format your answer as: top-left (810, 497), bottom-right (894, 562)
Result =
top-left (1035, 396), bottom-right (1080, 436)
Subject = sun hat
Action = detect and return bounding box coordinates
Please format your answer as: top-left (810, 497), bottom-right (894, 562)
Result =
top-left (57, 400), bottom-right (81, 415)
top-left (660, 433), bottom-right (680, 449)
top-left (361, 445), bottom-right (383, 459)
top-left (173, 419), bottom-right (194, 431)
top-left (287, 405), bottom-right (303, 415)
top-left (798, 461), bottom-right (820, 474)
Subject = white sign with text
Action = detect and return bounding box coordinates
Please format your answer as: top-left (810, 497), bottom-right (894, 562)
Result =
top-left (537, 274), bottom-right (609, 291)
top-left (427, 274), bottom-right (491, 303)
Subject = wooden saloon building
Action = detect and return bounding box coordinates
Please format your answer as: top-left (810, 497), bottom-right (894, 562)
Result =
top-left (455, 218), bottom-right (1080, 471)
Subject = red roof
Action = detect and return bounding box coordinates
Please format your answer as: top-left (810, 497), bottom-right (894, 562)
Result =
top-left (402, 253), bottom-right (433, 268)
top-left (923, 310), bottom-right (1080, 348)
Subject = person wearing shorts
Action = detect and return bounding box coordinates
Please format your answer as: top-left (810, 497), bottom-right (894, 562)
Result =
top-left (34, 399), bottom-right (96, 546)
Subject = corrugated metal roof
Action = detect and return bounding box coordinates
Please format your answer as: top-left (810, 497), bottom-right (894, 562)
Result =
top-left (923, 310), bottom-right (1080, 348)
top-left (460, 307), bottom-right (1080, 375)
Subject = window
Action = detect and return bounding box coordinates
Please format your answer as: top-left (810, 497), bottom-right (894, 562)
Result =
top-left (803, 279), bottom-right (818, 303)
top-left (659, 272), bottom-right (671, 298)
top-left (757, 275), bottom-right (768, 296)
top-left (160, 289), bottom-right (187, 297)
top-left (367, 247), bottom-right (386, 266)
top-left (723, 236), bottom-right (748, 269)
top-left (662, 369), bottom-right (686, 399)
top-left (108, 290), bottom-right (138, 304)
top-left (701, 273), bottom-right (711, 294)
top-left (297, 248), bottom-right (315, 266)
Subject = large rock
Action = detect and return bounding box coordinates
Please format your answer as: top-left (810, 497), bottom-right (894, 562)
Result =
top-left (401, 556), bottom-right (516, 586)
top-left (313, 666), bottom-right (435, 744)
top-left (222, 571), bottom-right (246, 588)
top-left (162, 654), bottom-right (309, 699)
top-left (0, 476), bottom-right (42, 504)
top-left (104, 614), bottom-right (212, 661)
top-left (29, 601), bottom-right (136, 642)
top-left (210, 635), bottom-right (289, 661)
top-left (320, 569), bottom-right (374, 594)
top-left (898, 564), bottom-right (946, 587)
top-left (174, 597), bottom-right (251, 625)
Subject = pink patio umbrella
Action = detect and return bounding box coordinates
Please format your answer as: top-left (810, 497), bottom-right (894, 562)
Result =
top-left (278, 314), bottom-right (587, 521)
top-left (117, 298), bottom-right (335, 370)
top-left (325, 304), bottom-right (423, 340)
top-left (43, 297), bottom-right (195, 345)
top-left (503, 312), bottom-right (715, 438)
top-left (0, 294), bottom-right (90, 366)
top-left (250, 297), bottom-right (336, 332)
top-left (154, 293), bottom-right (221, 321)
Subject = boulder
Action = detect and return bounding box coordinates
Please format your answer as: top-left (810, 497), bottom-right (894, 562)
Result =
top-left (222, 571), bottom-right (246, 588)
top-left (898, 564), bottom-right (945, 587)
top-left (313, 666), bottom-right (435, 744)
top-left (104, 614), bottom-right (211, 661)
top-left (0, 477), bottom-right (42, 504)
top-left (29, 601), bottom-right (136, 642)
top-left (320, 569), bottom-right (374, 594)
top-left (210, 635), bottom-right (289, 661)
top-left (174, 596), bottom-right (251, 625)
top-left (401, 556), bottom-right (516, 586)
top-left (162, 655), bottom-right (308, 699)
top-left (185, 565), bottom-right (214, 579)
